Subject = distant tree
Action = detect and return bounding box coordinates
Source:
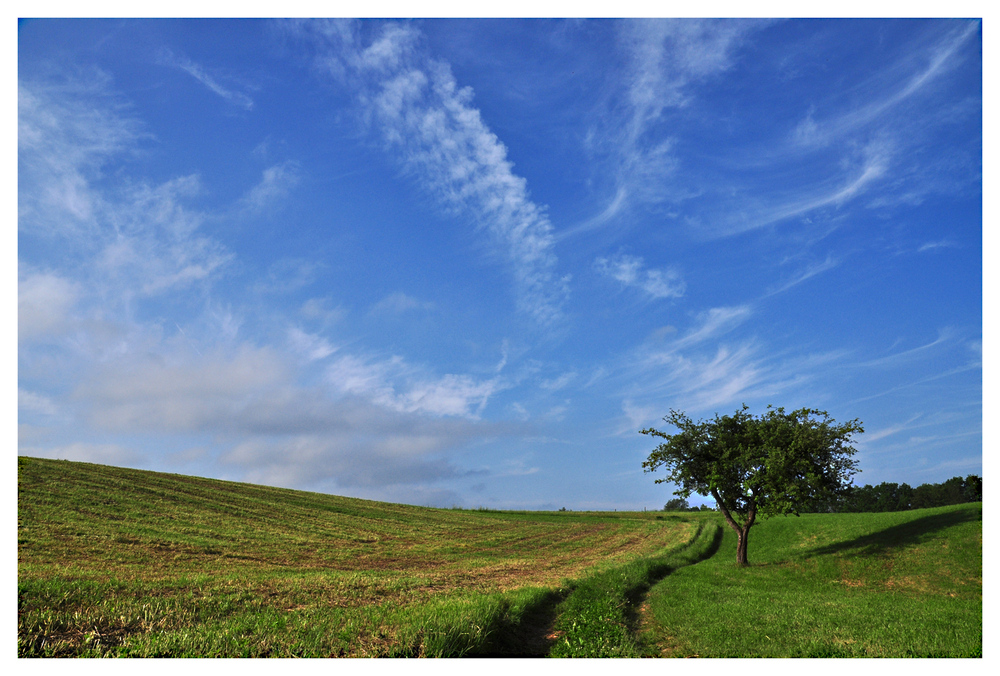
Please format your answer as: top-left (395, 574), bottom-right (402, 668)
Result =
top-left (866, 482), bottom-right (913, 512)
top-left (912, 482), bottom-right (944, 509)
top-left (940, 476), bottom-right (967, 506)
top-left (642, 405), bottom-right (863, 566)
top-left (963, 475), bottom-right (982, 503)
top-left (663, 498), bottom-right (689, 511)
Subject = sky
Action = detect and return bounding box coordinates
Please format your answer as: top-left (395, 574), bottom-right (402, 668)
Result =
top-left (17, 17), bottom-right (983, 510)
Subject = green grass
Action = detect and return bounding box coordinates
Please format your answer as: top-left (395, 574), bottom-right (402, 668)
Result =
top-left (548, 515), bottom-right (723, 657)
top-left (638, 504), bottom-right (982, 657)
top-left (18, 457), bottom-right (981, 657)
top-left (18, 456), bottom-right (696, 657)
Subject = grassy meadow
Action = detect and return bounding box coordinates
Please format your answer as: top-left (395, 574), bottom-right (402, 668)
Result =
top-left (18, 456), bottom-right (981, 657)
top-left (638, 504), bottom-right (982, 657)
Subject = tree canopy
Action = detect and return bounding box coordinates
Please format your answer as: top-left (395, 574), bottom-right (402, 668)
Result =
top-left (641, 405), bottom-right (863, 566)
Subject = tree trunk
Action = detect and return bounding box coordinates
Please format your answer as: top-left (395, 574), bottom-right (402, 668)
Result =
top-left (736, 527), bottom-right (750, 566)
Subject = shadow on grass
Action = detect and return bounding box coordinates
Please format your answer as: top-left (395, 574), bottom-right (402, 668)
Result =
top-left (805, 505), bottom-right (981, 559)
top-left (623, 523), bottom-right (724, 631)
top-left (466, 587), bottom-right (573, 657)
top-left (468, 522), bottom-right (725, 657)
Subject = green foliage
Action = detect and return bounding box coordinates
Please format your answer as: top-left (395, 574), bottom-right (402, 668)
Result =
top-left (808, 475), bottom-right (982, 513)
top-left (641, 405), bottom-right (862, 565)
top-left (663, 498), bottom-right (689, 511)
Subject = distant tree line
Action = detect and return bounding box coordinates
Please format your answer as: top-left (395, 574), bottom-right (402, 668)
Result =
top-left (804, 475), bottom-right (982, 513)
top-left (662, 497), bottom-right (717, 512)
top-left (664, 475), bottom-right (981, 514)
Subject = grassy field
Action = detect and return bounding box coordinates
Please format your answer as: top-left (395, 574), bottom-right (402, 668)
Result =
top-left (638, 504), bottom-right (982, 657)
top-left (17, 456), bottom-right (702, 657)
top-left (18, 456), bottom-right (981, 657)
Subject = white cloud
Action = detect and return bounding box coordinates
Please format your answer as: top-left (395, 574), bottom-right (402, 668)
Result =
top-left (670, 305), bottom-right (752, 351)
top-left (620, 20), bottom-right (755, 131)
top-left (99, 176), bottom-right (233, 298)
top-left (220, 431), bottom-right (474, 490)
top-left (713, 139), bottom-right (892, 236)
top-left (18, 272), bottom-right (79, 342)
top-left (18, 73), bottom-right (143, 236)
top-left (19, 76), bottom-right (233, 306)
top-left (580, 19), bottom-right (762, 224)
top-left (76, 346), bottom-right (292, 433)
top-left (918, 240), bottom-right (960, 253)
top-left (18, 389), bottom-right (59, 416)
top-left (541, 371), bottom-right (576, 391)
top-left (370, 292), bottom-right (435, 315)
top-left (159, 49), bottom-right (254, 110)
top-left (287, 327), bottom-right (337, 361)
top-left (17, 59), bottom-right (522, 500)
top-left (325, 352), bottom-right (504, 419)
top-left (594, 253), bottom-right (685, 300)
top-left (51, 333), bottom-right (508, 492)
top-left (239, 161), bottom-right (300, 214)
top-left (864, 414), bottom-right (924, 443)
top-left (611, 302), bottom-right (848, 433)
top-left (764, 256), bottom-right (839, 297)
top-left (857, 328), bottom-right (954, 368)
top-left (298, 20), bottom-right (566, 326)
top-left (300, 298), bottom-right (344, 323)
top-left (791, 21), bottom-right (980, 150)
top-left (21, 443), bottom-right (141, 466)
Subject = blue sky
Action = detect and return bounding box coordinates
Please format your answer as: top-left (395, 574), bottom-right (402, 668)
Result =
top-left (17, 18), bottom-right (982, 510)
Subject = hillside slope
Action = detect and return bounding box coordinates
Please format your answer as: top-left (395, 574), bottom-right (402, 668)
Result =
top-left (18, 456), bottom-right (696, 656)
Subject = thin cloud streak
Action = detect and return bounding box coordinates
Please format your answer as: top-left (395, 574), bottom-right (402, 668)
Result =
top-left (297, 20), bottom-right (567, 326)
top-left (791, 21), bottom-right (980, 149)
top-left (856, 329), bottom-right (954, 368)
top-left (581, 19), bottom-right (763, 229)
top-left (764, 256), bottom-right (839, 297)
top-left (159, 49), bottom-right (254, 110)
top-left (712, 141), bottom-right (891, 237)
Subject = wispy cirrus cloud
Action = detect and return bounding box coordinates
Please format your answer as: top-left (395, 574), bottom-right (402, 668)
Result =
top-left (856, 328), bottom-right (955, 369)
top-left (19, 75), bottom-right (233, 309)
top-left (294, 20), bottom-right (567, 326)
top-left (594, 252), bottom-right (685, 300)
top-left (706, 137), bottom-right (893, 237)
top-left (571, 19), bottom-right (762, 235)
top-left (669, 305), bottom-right (753, 351)
top-left (287, 327), bottom-right (337, 362)
top-left (918, 239), bottom-right (960, 253)
top-left (18, 73), bottom-right (144, 235)
top-left (790, 21), bottom-right (980, 150)
top-left (159, 49), bottom-right (254, 110)
top-left (369, 292), bottom-right (435, 316)
top-left (764, 255), bottom-right (839, 297)
top-left (578, 19), bottom-right (978, 243)
top-left (610, 301), bottom-right (851, 433)
top-left (714, 22), bottom-right (980, 237)
top-left (238, 161), bottom-right (300, 214)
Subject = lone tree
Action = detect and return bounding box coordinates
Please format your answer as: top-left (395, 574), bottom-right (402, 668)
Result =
top-left (641, 405), bottom-right (862, 566)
